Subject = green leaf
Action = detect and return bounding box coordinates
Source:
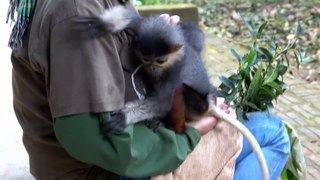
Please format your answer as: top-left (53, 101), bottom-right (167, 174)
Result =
top-left (300, 57), bottom-right (317, 65)
top-left (257, 21), bottom-right (268, 38)
top-left (244, 101), bottom-right (261, 111)
top-left (229, 74), bottom-right (243, 81)
top-left (294, 52), bottom-right (300, 69)
top-left (225, 89), bottom-right (238, 102)
top-left (241, 15), bottom-right (256, 37)
top-left (280, 170), bottom-right (289, 180)
top-left (257, 55), bottom-right (270, 63)
top-left (260, 87), bottom-right (277, 100)
top-left (277, 80), bottom-right (289, 90)
top-left (246, 64), bottom-right (263, 100)
top-left (282, 43), bottom-right (292, 54)
top-left (278, 65), bottom-right (288, 76)
top-left (263, 61), bottom-right (281, 85)
top-left (235, 108), bottom-right (246, 121)
top-left (298, 49), bottom-right (306, 59)
top-left (268, 39), bottom-right (277, 50)
top-left (266, 103), bottom-right (274, 113)
top-left (264, 81), bottom-right (283, 92)
top-left (258, 47), bottom-right (273, 61)
top-left (281, 122), bottom-right (307, 180)
top-left (219, 76), bottom-right (236, 90)
top-left (295, 22), bottom-right (303, 39)
top-left (231, 48), bottom-right (243, 62)
top-left (244, 46), bottom-right (257, 68)
top-left (216, 90), bottom-right (229, 98)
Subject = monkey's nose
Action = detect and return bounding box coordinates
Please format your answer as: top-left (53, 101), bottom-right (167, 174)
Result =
top-left (151, 66), bottom-right (157, 71)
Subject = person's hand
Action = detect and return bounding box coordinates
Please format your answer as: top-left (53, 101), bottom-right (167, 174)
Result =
top-left (160, 14), bottom-right (181, 24)
top-left (216, 97), bottom-right (230, 114)
top-left (187, 97), bottom-right (233, 135)
top-left (187, 116), bottom-right (218, 135)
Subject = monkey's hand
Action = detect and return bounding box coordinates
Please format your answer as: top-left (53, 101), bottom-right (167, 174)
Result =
top-left (144, 118), bottom-right (165, 132)
top-left (100, 111), bottom-right (127, 136)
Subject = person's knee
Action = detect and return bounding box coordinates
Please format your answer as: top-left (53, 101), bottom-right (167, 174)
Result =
top-left (245, 112), bottom-right (291, 155)
top-left (268, 114), bottom-right (291, 156)
top-left (236, 112), bottom-right (291, 179)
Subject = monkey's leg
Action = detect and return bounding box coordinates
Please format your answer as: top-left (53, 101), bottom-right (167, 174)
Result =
top-left (144, 118), bottom-right (165, 132)
top-left (169, 84), bottom-right (186, 133)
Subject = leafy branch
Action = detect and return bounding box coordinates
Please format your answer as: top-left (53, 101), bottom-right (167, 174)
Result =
top-left (216, 17), bottom-right (306, 121)
top-left (216, 16), bottom-right (308, 180)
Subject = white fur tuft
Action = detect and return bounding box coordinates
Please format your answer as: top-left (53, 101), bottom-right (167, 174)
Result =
top-left (100, 6), bottom-right (132, 33)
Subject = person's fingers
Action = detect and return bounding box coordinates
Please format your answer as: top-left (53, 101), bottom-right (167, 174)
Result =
top-left (159, 14), bottom-right (170, 22)
top-left (187, 116), bottom-right (219, 135)
top-left (169, 15), bottom-right (180, 24)
top-left (220, 103), bottom-right (230, 114)
top-left (159, 14), bottom-right (180, 24)
top-left (216, 97), bottom-right (224, 106)
top-left (216, 97), bottom-right (231, 114)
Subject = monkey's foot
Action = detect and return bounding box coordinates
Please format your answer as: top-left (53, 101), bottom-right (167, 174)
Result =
top-left (144, 119), bottom-right (164, 132)
top-left (100, 111), bottom-right (126, 136)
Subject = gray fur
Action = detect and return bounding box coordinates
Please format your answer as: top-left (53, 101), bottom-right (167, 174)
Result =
top-left (122, 99), bottom-right (170, 125)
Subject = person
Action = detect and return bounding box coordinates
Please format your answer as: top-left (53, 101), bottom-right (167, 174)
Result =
top-left (6, 0), bottom-right (289, 179)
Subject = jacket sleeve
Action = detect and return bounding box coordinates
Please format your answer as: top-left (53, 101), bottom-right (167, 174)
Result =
top-left (53, 113), bottom-right (201, 177)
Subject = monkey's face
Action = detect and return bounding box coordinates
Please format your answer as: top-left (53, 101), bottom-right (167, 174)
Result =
top-left (135, 45), bottom-right (184, 77)
top-left (139, 55), bottom-right (168, 79)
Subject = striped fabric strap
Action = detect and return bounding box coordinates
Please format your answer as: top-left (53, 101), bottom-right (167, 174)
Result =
top-left (6, 0), bottom-right (37, 50)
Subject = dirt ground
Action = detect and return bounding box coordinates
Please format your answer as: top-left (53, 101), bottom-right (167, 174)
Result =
top-left (288, 62), bottom-right (320, 84)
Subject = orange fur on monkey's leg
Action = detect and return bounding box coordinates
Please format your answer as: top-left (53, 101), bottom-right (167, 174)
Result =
top-left (169, 84), bottom-right (186, 133)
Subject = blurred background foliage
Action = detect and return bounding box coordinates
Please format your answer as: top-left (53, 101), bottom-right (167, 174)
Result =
top-left (133, 0), bottom-right (320, 84)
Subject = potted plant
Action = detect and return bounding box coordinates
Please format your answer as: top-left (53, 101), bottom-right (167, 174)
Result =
top-left (216, 17), bottom-right (307, 180)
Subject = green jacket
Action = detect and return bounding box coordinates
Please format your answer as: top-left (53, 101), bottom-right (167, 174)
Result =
top-left (54, 113), bottom-right (201, 177)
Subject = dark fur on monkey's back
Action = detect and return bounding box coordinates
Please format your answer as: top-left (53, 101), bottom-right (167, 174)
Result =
top-left (137, 20), bottom-right (214, 132)
top-left (135, 16), bottom-right (184, 58)
top-left (137, 18), bottom-right (213, 131)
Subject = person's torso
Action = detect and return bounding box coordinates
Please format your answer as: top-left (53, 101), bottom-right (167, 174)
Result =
top-left (11, 0), bottom-right (144, 179)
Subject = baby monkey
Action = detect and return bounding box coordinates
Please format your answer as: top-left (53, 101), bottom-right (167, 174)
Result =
top-left (75, 6), bottom-right (214, 134)
top-left (75, 7), bottom-right (271, 179)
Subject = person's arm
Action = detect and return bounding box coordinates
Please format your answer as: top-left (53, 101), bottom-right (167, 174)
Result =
top-left (54, 112), bottom-right (201, 177)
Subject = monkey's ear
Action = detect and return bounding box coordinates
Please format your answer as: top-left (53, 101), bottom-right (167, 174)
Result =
top-left (170, 44), bottom-right (183, 53)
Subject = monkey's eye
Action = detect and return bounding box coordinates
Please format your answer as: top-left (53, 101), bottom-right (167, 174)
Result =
top-left (156, 59), bottom-right (166, 65)
top-left (143, 58), bottom-right (150, 63)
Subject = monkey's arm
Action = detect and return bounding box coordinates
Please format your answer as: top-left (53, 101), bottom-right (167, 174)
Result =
top-left (54, 113), bottom-right (201, 177)
top-left (101, 98), bottom-right (171, 134)
top-left (122, 99), bottom-right (170, 124)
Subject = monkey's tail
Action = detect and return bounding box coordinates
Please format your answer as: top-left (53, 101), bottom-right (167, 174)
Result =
top-left (98, 6), bottom-right (140, 33)
top-left (208, 100), bottom-right (270, 180)
top-left (73, 6), bottom-right (140, 38)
